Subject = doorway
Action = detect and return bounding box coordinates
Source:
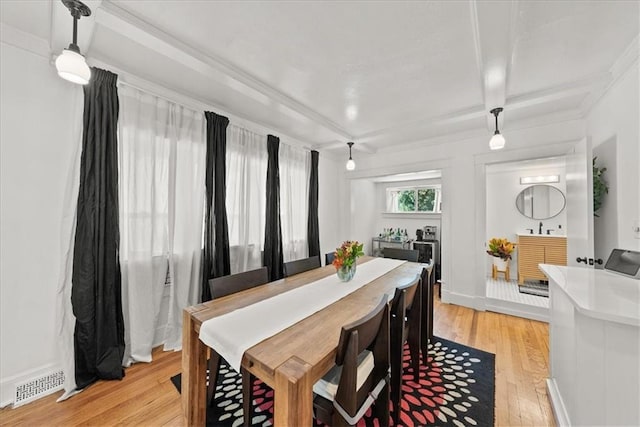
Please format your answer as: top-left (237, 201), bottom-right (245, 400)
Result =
top-left (483, 157), bottom-right (567, 322)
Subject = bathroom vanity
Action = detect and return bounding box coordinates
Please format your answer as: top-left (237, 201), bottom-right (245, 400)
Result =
top-left (517, 234), bottom-right (566, 284)
top-left (541, 264), bottom-right (639, 426)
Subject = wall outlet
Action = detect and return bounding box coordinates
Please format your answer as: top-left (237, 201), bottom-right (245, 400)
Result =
top-left (633, 220), bottom-right (640, 239)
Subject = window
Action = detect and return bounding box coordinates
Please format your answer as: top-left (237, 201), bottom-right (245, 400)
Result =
top-left (387, 185), bottom-right (441, 213)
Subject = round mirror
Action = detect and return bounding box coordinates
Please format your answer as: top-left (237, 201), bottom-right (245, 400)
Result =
top-left (515, 185), bottom-right (566, 219)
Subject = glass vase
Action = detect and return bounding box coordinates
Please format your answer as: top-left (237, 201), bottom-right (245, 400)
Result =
top-left (336, 263), bottom-right (357, 282)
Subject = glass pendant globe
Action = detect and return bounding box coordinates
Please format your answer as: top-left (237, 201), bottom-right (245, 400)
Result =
top-left (56, 49), bottom-right (91, 85)
top-left (346, 158), bottom-right (356, 171)
top-left (489, 133), bottom-right (505, 150)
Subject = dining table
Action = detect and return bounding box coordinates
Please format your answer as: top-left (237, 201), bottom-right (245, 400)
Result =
top-left (181, 256), bottom-right (425, 426)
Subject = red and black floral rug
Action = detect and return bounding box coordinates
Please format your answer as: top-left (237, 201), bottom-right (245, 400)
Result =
top-left (171, 337), bottom-right (495, 426)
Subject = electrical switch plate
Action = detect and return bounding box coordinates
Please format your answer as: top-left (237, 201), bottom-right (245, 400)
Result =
top-left (634, 220), bottom-right (640, 239)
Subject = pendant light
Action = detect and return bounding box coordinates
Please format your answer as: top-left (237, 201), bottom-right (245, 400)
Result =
top-left (489, 107), bottom-right (505, 150)
top-left (346, 142), bottom-right (356, 171)
top-left (55, 0), bottom-right (92, 85)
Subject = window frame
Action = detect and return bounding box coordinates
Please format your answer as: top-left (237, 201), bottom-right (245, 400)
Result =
top-left (386, 184), bottom-right (442, 214)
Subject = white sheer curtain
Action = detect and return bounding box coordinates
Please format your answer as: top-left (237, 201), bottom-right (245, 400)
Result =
top-left (118, 85), bottom-right (205, 363)
top-left (279, 143), bottom-right (310, 262)
top-left (226, 125), bottom-right (268, 274)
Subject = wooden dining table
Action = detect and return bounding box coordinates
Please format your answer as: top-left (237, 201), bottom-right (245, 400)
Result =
top-left (181, 256), bottom-right (425, 426)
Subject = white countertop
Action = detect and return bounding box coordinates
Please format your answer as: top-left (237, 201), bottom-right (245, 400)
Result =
top-left (540, 264), bottom-right (640, 326)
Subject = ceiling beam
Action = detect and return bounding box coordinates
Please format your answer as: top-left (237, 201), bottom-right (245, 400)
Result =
top-left (470, 0), bottom-right (519, 131)
top-left (94, 0), bottom-right (353, 142)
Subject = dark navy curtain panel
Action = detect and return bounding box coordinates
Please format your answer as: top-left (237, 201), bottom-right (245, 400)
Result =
top-left (71, 68), bottom-right (125, 389)
top-left (264, 135), bottom-right (284, 281)
top-left (307, 150), bottom-right (320, 257)
top-left (202, 111), bottom-right (231, 302)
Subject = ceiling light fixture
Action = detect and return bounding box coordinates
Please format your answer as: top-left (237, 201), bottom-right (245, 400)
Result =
top-left (489, 107), bottom-right (505, 150)
top-left (55, 0), bottom-right (92, 85)
top-left (346, 142), bottom-right (356, 171)
top-left (520, 175), bottom-right (560, 185)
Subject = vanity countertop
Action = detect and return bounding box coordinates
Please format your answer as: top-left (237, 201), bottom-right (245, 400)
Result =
top-left (540, 264), bottom-right (640, 326)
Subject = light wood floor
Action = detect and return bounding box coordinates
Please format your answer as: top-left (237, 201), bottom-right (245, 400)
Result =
top-left (0, 286), bottom-right (555, 426)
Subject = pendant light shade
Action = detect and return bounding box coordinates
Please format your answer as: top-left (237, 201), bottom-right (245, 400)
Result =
top-left (489, 133), bottom-right (505, 150)
top-left (346, 142), bottom-right (356, 171)
top-left (56, 48), bottom-right (91, 85)
top-left (489, 107), bottom-right (505, 150)
top-left (55, 0), bottom-right (92, 85)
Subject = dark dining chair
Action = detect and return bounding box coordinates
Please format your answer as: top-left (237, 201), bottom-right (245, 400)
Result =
top-left (207, 266), bottom-right (269, 424)
top-left (383, 247), bottom-right (420, 262)
top-left (389, 274), bottom-right (421, 425)
top-left (313, 297), bottom-right (390, 427)
top-left (420, 266), bottom-right (434, 364)
top-left (325, 251), bottom-right (335, 266)
top-left (283, 255), bottom-right (321, 277)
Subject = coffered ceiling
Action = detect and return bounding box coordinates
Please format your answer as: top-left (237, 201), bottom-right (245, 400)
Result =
top-left (1, 0), bottom-right (638, 154)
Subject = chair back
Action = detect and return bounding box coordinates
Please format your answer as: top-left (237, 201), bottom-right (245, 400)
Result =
top-left (383, 247), bottom-right (419, 262)
top-left (334, 297), bottom-right (390, 421)
top-left (325, 252), bottom-right (335, 266)
top-left (283, 255), bottom-right (321, 277)
top-left (208, 266), bottom-right (269, 299)
top-left (390, 274), bottom-right (421, 317)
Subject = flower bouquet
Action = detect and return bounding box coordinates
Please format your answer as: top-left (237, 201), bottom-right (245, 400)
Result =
top-left (332, 240), bottom-right (365, 282)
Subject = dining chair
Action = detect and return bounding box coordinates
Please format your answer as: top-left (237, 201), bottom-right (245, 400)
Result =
top-left (207, 266), bottom-right (269, 424)
top-left (283, 255), bottom-right (321, 277)
top-left (325, 251), bottom-right (335, 266)
top-left (313, 297), bottom-right (390, 427)
top-left (383, 247), bottom-right (420, 262)
top-left (420, 266), bottom-right (434, 364)
top-left (389, 274), bottom-right (421, 425)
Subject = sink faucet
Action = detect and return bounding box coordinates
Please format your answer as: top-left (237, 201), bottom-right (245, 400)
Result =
top-left (538, 221), bottom-right (543, 235)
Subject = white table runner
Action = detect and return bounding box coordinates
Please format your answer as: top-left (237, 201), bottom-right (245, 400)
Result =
top-left (199, 257), bottom-right (406, 372)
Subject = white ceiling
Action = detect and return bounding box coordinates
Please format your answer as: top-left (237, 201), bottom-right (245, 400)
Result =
top-left (1, 0), bottom-right (638, 154)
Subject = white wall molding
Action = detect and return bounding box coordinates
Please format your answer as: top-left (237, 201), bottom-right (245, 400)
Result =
top-left (89, 58), bottom-right (316, 153)
top-left (0, 23), bottom-right (50, 59)
top-left (441, 289), bottom-right (487, 312)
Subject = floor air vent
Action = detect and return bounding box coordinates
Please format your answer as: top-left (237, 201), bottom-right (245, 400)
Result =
top-left (14, 370), bottom-right (65, 407)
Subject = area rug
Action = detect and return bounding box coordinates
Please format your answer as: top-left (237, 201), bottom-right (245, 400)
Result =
top-left (518, 281), bottom-right (549, 297)
top-left (171, 337), bottom-right (495, 427)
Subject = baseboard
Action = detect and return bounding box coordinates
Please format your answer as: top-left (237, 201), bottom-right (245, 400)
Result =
top-left (485, 297), bottom-right (549, 322)
top-left (547, 378), bottom-right (571, 426)
top-left (441, 289), bottom-right (487, 312)
top-left (0, 363), bottom-right (64, 408)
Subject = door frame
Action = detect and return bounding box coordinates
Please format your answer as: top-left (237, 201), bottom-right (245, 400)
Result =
top-left (473, 140), bottom-right (579, 310)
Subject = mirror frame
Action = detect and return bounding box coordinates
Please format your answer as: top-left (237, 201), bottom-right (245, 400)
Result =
top-left (515, 184), bottom-right (566, 220)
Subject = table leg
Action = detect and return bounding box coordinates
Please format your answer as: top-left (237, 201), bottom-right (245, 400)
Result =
top-left (274, 356), bottom-right (313, 426)
top-left (182, 307), bottom-right (207, 426)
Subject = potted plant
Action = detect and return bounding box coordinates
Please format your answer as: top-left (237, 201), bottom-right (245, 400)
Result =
top-left (486, 237), bottom-right (516, 271)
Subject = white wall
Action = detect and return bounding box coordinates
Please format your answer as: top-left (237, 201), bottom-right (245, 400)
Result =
top-left (587, 61), bottom-right (640, 254)
top-left (318, 153), bottom-right (348, 262)
top-left (0, 42), bottom-right (81, 404)
top-left (349, 178), bottom-right (378, 256)
top-left (486, 160), bottom-right (567, 280)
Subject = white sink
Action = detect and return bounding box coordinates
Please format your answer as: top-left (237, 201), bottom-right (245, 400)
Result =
top-left (517, 233), bottom-right (566, 237)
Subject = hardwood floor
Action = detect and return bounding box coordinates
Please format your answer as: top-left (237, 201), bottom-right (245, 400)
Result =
top-left (0, 285), bottom-right (555, 426)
